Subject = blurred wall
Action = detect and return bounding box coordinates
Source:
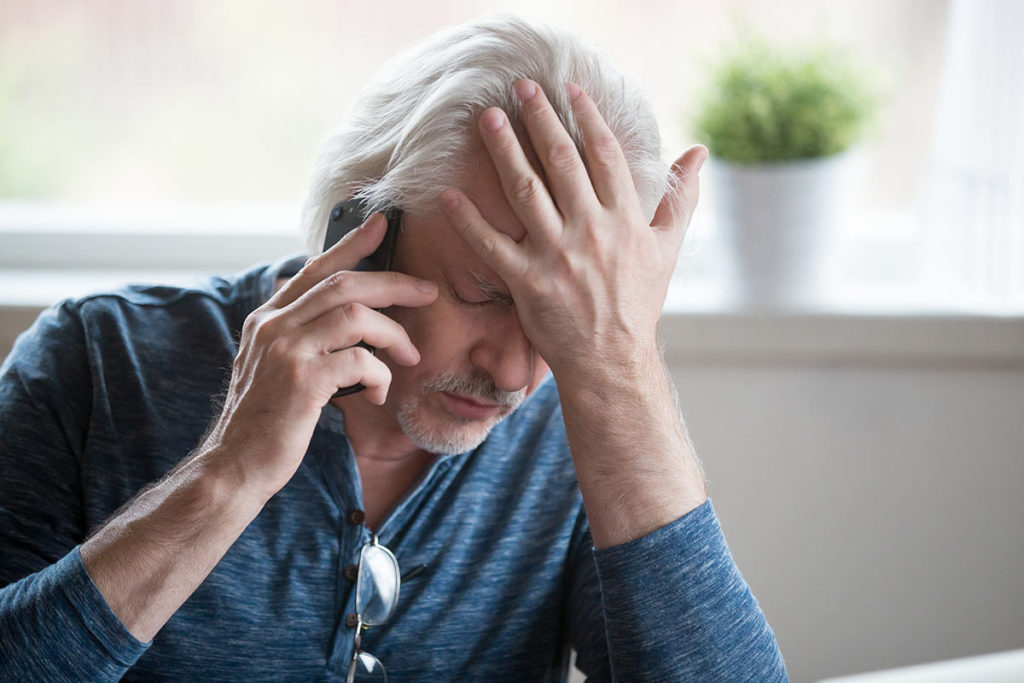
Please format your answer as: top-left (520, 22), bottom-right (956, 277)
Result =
top-left (663, 315), bottom-right (1024, 682)
top-left (4, 308), bottom-right (1022, 682)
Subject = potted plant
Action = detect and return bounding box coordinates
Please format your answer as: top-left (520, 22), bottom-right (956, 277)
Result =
top-left (693, 37), bottom-right (879, 309)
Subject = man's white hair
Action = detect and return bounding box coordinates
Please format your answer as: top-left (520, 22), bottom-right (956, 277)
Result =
top-left (300, 14), bottom-right (668, 253)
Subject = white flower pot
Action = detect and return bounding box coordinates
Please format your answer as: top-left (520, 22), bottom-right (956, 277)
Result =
top-left (709, 153), bottom-right (854, 309)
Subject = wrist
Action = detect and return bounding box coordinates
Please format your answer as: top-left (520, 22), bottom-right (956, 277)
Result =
top-left (81, 446), bottom-right (267, 643)
top-left (191, 445), bottom-right (275, 510)
top-left (551, 340), bottom-right (665, 397)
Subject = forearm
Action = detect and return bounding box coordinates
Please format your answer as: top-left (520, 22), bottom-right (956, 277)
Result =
top-left (590, 500), bottom-right (789, 681)
top-left (80, 446), bottom-right (266, 642)
top-left (557, 344), bottom-right (707, 549)
top-left (1, 549), bottom-right (149, 680)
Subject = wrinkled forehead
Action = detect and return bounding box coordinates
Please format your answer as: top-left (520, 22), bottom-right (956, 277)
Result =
top-left (396, 125), bottom-right (549, 297)
top-left (398, 208), bottom-right (511, 303)
top-left (455, 124), bottom-right (548, 243)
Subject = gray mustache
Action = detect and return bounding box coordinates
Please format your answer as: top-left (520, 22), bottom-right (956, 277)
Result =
top-left (422, 372), bottom-right (525, 409)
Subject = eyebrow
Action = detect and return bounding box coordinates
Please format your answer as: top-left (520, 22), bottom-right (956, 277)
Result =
top-left (469, 271), bottom-right (515, 305)
top-left (439, 265), bottom-right (514, 305)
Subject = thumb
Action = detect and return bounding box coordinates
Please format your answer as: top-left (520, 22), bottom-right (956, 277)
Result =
top-left (651, 144), bottom-right (708, 232)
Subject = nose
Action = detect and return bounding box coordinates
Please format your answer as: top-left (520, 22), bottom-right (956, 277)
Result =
top-left (468, 308), bottom-right (534, 393)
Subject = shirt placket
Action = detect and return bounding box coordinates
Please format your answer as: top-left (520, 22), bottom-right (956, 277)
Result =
top-left (326, 506), bottom-right (372, 676)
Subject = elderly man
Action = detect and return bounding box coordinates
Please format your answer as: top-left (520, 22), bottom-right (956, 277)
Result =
top-left (0, 16), bottom-right (787, 682)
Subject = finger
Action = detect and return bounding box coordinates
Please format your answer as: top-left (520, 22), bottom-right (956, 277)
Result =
top-left (298, 302), bottom-right (422, 367)
top-left (285, 269), bottom-right (437, 327)
top-left (514, 79), bottom-right (597, 217)
top-left (321, 346), bottom-right (392, 406)
top-left (564, 83), bottom-right (638, 210)
top-left (441, 189), bottom-right (526, 281)
top-left (272, 212), bottom-right (389, 308)
top-left (478, 106), bottom-right (562, 244)
top-left (651, 145), bottom-right (708, 234)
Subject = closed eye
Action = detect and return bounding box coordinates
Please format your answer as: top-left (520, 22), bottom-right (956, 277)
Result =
top-left (451, 289), bottom-right (492, 306)
top-left (439, 266), bottom-right (515, 307)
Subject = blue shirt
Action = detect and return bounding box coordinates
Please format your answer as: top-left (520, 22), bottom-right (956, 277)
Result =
top-left (0, 258), bottom-right (787, 681)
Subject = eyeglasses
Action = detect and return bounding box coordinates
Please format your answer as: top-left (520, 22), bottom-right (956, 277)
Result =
top-left (347, 534), bottom-right (401, 683)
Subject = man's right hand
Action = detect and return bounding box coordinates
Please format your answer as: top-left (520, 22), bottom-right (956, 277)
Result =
top-left (203, 212), bottom-right (438, 502)
top-left (80, 213), bottom-right (436, 643)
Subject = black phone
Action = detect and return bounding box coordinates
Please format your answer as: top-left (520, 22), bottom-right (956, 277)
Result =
top-left (322, 197), bottom-right (402, 397)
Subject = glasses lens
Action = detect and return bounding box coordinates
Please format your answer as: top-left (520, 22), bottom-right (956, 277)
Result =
top-left (356, 543), bottom-right (400, 626)
top-left (349, 651), bottom-right (387, 682)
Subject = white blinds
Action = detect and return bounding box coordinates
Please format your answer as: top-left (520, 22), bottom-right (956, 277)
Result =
top-left (920, 0), bottom-right (1024, 306)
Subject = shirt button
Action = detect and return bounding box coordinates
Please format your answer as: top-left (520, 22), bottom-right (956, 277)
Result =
top-left (345, 612), bottom-right (359, 629)
top-left (347, 509), bottom-right (366, 525)
top-left (344, 564), bottom-right (359, 582)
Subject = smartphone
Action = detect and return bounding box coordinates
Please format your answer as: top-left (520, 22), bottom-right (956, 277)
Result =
top-left (322, 197), bottom-right (402, 397)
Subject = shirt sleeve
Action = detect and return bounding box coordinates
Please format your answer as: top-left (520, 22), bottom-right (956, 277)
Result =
top-left (0, 547), bottom-right (150, 680)
top-left (0, 302), bottom-right (150, 680)
top-left (569, 499), bottom-right (789, 682)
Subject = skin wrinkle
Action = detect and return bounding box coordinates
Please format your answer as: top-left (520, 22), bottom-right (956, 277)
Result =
top-left (334, 168), bottom-right (548, 465)
top-left (0, 21), bottom-right (780, 678)
top-left (395, 369), bottom-right (527, 455)
top-left (468, 270), bottom-right (515, 305)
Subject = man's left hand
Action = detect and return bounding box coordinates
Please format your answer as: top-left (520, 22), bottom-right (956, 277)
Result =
top-left (441, 79), bottom-right (707, 382)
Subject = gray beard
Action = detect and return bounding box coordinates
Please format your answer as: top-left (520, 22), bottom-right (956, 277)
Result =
top-left (395, 371), bottom-right (526, 455)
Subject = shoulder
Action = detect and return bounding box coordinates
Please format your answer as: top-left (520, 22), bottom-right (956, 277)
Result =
top-left (44, 258), bottom-right (302, 355)
top-left (2, 258), bottom-right (294, 399)
top-left (71, 259), bottom-right (284, 330)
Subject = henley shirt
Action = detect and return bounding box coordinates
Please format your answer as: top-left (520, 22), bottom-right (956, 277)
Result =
top-left (0, 257), bottom-right (787, 681)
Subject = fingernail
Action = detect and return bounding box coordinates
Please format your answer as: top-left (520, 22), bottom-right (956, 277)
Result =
top-left (565, 82), bottom-right (581, 101)
top-left (515, 80), bottom-right (537, 101)
top-left (694, 145), bottom-right (709, 173)
top-left (416, 279), bottom-right (437, 293)
top-left (481, 108), bottom-right (505, 131)
top-left (365, 212), bottom-right (385, 228)
top-left (441, 190), bottom-right (460, 211)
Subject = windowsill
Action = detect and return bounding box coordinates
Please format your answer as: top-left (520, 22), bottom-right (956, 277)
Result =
top-left (2, 267), bottom-right (1022, 367)
top-left (2, 201), bottom-right (1022, 365)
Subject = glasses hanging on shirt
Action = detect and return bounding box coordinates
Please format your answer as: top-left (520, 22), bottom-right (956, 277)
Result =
top-left (348, 534), bottom-right (400, 683)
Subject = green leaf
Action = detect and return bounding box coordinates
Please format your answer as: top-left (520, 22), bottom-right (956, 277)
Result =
top-left (692, 36), bottom-right (881, 163)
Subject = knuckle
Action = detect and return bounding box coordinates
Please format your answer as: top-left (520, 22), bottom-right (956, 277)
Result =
top-left (341, 302), bottom-right (369, 325)
top-left (547, 141), bottom-right (579, 173)
top-left (494, 133), bottom-right (521, 158)
top-left (475, 233), bottom-right (500, 260)
top-left (322, 270), bottom-right (352, 294)
top-left (241, 310), bottom-right (261, 336)
top-left (349, 344), bottom-right (375, 368)
top-left (524, 96), bottom-right (557, 127)
top-left (521, 96), bottom-right (544, 120)
top-left (245, 312), bottom-right (275, 343)
top-left (386, 271), bottom-right (407, 289)
top-left (372, 359), bottom-right (393, 386)
top-left (591, 135), bottom-right (622, 167)
top-left (512, 175), bottom-right (541, 205)
top-left (298, 256), bottom-right (322, 279)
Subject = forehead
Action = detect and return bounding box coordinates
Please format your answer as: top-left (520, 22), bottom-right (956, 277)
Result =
top-left (397, 130), bottom-right (543, 282)
top-left (455, 129), bottom-right (544, 242)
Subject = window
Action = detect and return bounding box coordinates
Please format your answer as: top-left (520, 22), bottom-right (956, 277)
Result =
top-left (3, 1), bottom-right (1017, 311)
